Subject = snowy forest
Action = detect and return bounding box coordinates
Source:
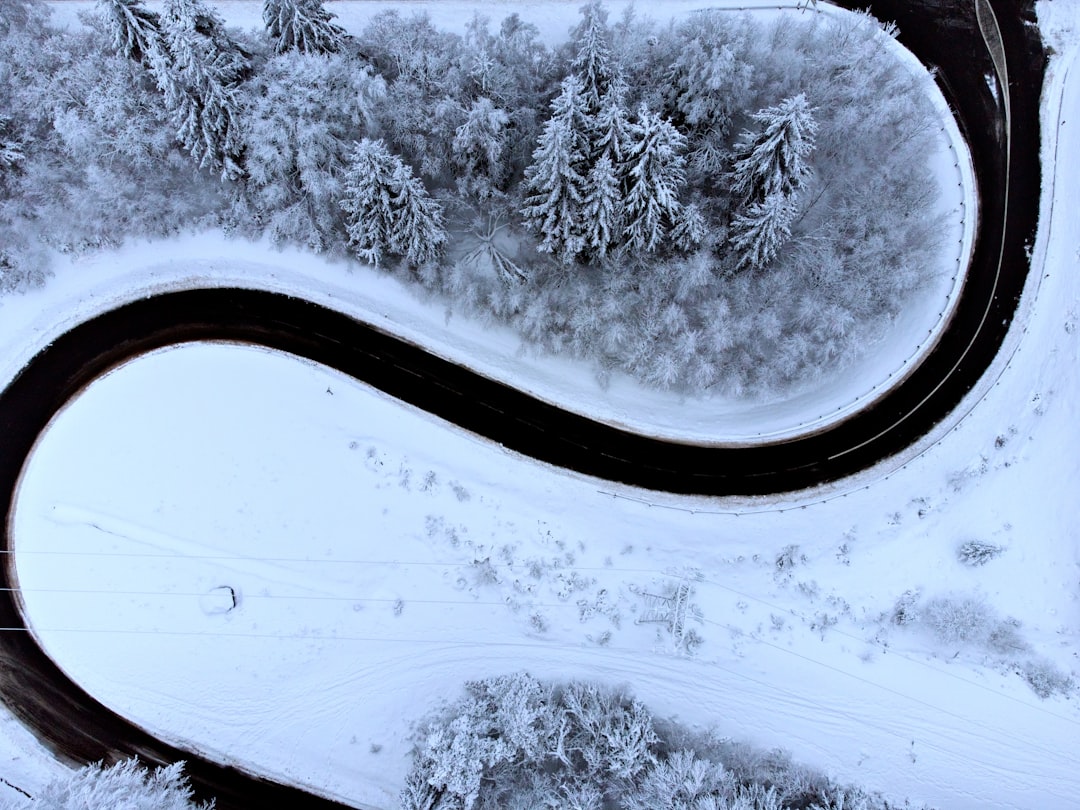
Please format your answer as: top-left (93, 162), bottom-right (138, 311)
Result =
top-left (0, 0), bottom-right (945, 395)
top-left (400, 672), bottom-right (921, 810)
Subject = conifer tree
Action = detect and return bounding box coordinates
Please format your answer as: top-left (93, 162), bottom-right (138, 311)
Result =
top-left (97, 0), bottom-right (163, 63)
top-left (262, 0), bottom-right (346, 55)
top-left (729, 93), bottom-right (817, 207)
top-left (582, 154), bottom-right (622, 259)
top-left (340, 138), bottom-right (446, 267)
top-left (520, 75), bottom-right (592, 264)
top-left (160, 0), bottom-right (249, 179)
top-left (621, 105), bottom-right (687, 254)
top-left (570, 1), bottom-right (616, 116)
top-left (592, 88), bottom-right (631, 169)
top-left (729, 192), bottom-right (794, 271)
top-left (728, 94), bottom-right (816, 270)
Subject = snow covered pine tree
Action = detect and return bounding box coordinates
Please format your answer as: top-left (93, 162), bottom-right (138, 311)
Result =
top-left (340, 138), bottom-right (446, 267)
top-left (520, 75), bottom-right (592, 264)
top-left (98, 0), bottom-right (163, 63)
top-left (160, 0), bottom-right (249, 180)
top-left (728, 93), bottom-right (817, 270)
top-left (262, 0), bottom-right (346, 55)
top-left (621, 105), bottom-right (688, 254)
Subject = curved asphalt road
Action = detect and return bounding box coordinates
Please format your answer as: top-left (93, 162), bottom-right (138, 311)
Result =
top-left (0, 0), bottom-right (1046, 806)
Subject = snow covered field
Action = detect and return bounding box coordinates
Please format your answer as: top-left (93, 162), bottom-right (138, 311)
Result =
top-left (1, 1), bottom-right (1077, 809)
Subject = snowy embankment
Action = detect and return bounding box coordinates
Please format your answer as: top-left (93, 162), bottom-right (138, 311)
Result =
top-left (31, 0), bottom-right (974, 445)
top-left (3, 2), bottom-right (1077, 810)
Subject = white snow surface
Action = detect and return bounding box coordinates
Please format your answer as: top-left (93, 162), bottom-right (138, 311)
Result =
top-left (1, 2), bottom-right (1077, 809)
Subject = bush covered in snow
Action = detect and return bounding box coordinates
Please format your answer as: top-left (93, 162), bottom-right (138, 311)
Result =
top-left (0, 759), bottom-right (212, 810)
top-left (401, 672), bottom-right (929, 810)
top-left (889, 591), bottom-right (1076, 700)
top-left (955, 539), bottom-right (1005, 567)
top-left (0, 0), bottom-right (945, 395)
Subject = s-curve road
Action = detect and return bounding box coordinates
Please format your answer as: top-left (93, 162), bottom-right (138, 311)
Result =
top-left (0, 0), bottom-right (1046, 807)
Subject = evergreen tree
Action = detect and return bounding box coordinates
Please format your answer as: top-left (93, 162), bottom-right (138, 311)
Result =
top-left (730, 93), bottom-right (817, 207)
top-left (520, 75), bottom-right (591, 264)
top-left (160, 0), bottom-right (249, 179)
top-left (97, 0), bottom-right (163, 63)
top-left (670, 202), bottom-right (705, 253)
top-left (621, 105), bottom-right (687, 254)
top-left (451, 97), bottom-right (510, 199)
top-left (729, 192), bottom-right (794, 271)
top-left (728, 94), bottom-right (816, 270)
top-left (262, 0), bottom-right (346, 55)
top-left (581, 154), bottom-right (622, 259)
top-left (340, 138), bottom-right (446, 267)
top-left (592, 88), bottom-right (631, 169)
top-left (570, 1), bottom-right (616, 115)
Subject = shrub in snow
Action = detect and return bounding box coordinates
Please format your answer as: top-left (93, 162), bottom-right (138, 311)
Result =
top-left (402, 672), bottom-right (926, 810)
top-left (0, 759), bottom-right (213, 810)
top-left (921, 594), bottom-right (995, 645)
top-left (956, 539), bottom-right (1005, 567)
top-left (890, 589), bottom-right (922, 626)
top-left (1018, 658), bottom-right (1075, 700)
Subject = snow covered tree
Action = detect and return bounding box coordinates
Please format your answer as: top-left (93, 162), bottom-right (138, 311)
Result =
top-left (658, 11), bottom-right (756, 185)
top-left (592, 88), bottom-right (631, 168)
top-left (239, 53), bottom-right (384, 249)
top-left (728, 94), bottom-right (816, 270)
top-left (621, 105), bottom-right (687, 254)
top-left (729, 192), bottom-right (794, 271)
top-left (340, 138), bottom-right (446, 267)
top-left (0, 759), bottom-right (213, 810)
top-left (0, 115), bottom-right (22, 175)
top-left (451, 96), bottom-right (510, 199)
top-left (262, 0), bottom-right (346, 55)
top-left (160, 0), bottom-right (249, 180)
top-left (520, 74), bottom-right (592, 264)
top-left (670, 201), bottom-right (706, 253)
top-left (97, 0), bottom-right (163, 63)
top-left (581, 154), bottom-right (622, 260)
top-left (570, 1), bottom-right (617, 115)
top-left (729, 93), bottom-right (817, 208)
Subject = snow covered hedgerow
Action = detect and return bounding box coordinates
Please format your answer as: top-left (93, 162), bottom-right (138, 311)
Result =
top-left (402, 672), bottom-right (931, 810)
top-left (0, 759), bottom-right (213, 810)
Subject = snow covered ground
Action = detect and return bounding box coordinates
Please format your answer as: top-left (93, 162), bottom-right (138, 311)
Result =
top-left (1, 2), bottom-right (1077, 809)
